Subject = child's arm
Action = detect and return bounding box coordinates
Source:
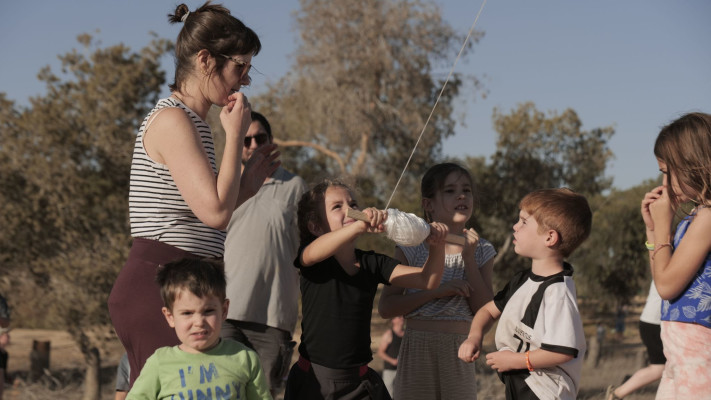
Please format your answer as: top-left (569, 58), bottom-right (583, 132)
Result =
top-left (300, 207), bottom-right (385, 267)
top-left (485, 348), bottom-right (573, 373)
top-left (379, 246), bottom-right (472, 319)
top-left (376, 329), bottom-right (398, 367)
top-left (641, 186), bottom-right (662, 275)
top-left (387, 222), bottom-right (447, 290)
top-left (648, 188), bottom-right (711, 299)
top-left (245, 351), bottom-right (273, 400)
top-left (460, 228), bottom-right (495, 313)
top-left (458, 300), bottom-right (500, 363)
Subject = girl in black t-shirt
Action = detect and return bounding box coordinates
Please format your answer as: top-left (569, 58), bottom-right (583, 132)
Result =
top-left (284, 179), bottom-right (447, 400)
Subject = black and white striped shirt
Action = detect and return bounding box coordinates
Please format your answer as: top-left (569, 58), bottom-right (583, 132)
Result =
top-left (129, 98), bottom-right (225, 258)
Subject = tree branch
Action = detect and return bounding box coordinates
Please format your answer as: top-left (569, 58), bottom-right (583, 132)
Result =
top-left (273, 138), bottom-right (347, 175)
top-left (493, 235), bottom-right (511, 265)
top-left (353, 131), bottom-right (370, 177)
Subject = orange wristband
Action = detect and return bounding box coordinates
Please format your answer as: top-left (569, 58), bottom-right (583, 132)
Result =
top-left (525, 351), bottom-right (534, 372)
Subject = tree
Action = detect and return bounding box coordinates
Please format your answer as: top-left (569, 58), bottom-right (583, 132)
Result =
top-left (254, 0), bottom-right (484, 205)
top-left (574, 182), bottom-right (657, 309)
top-left (0, 34), bottom-right (171, 378)
top-left (467, 102), bottom-right (615, 289)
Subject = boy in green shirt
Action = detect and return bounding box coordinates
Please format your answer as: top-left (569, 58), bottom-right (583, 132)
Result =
top-left (127, 258), bottom-right (271, 400)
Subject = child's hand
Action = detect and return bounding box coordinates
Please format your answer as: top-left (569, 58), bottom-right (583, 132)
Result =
top-left (641, 185), bottom-right (664, 231)
top-left (648, 186), bottom-right (674, 229)
top-left (434, 279), bottom-right (471, 298)
top-left (426, 222), bottom-right (448, 245)
top-left (458, 336), bottom-right (481, 363)
top-left (485, 348), bottom-right (520, 372)
top-left (461, 228), bottom-right (480, 260)
top-left (361, 207), bottom-right (387, 233)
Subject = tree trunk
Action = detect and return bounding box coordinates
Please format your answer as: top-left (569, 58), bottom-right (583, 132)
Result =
top-left (585, 325), bottom-right (605, 368)
top-left (493, 236), bottom-right (511, 265)
top-left (29, 340), bottom-right (50, 383)
top-left (82, 347), bottom-right (101, 400)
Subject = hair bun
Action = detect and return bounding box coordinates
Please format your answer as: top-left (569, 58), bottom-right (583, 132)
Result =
top-left (168, 3), bottom-right (191, 24)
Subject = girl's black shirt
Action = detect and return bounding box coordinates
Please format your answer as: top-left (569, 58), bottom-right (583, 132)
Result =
top-left (294, 248), bottom-right (398, 368)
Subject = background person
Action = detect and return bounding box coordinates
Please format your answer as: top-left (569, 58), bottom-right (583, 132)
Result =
top-left (115, 353), bottom-right (130, 400)
top-left (605, 281), bottom-right (665, 400)
top-left (376, 316), bottom-right (404, 397)
top-left (0, 326), bottom-right (9, 400)
top-left (222, 111), bottom-right (307, 396)
top-left (0, 293), bottom-right (10, 400)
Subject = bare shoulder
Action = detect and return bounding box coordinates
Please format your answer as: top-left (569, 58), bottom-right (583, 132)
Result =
top-left (696, 206), bottom-right (711, 219)
top-left (150, 107), bottom-right (194, 135)
top-left (689, 206), bottom-right (711, 233)
top-left (144, 107), bottom-right (201, 163)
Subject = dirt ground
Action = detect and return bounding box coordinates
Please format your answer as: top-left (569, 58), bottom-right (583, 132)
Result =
top-left (2, 312), bottom-right (658, 399)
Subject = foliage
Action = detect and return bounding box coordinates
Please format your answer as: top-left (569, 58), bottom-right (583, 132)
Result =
top-left (0, 35), bottom-right (171, 347)
top-left (0, 2), bottom-right (659, 368)
top-left (466, 102), bottom-right (616, 290)
top-left (253, 0), bottom-right (484, 203)
top-left (574, 181), bottom-right (658, 308)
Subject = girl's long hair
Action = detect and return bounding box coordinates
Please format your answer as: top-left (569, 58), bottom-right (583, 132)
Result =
top-left (654, 112), bottom-right (711, 208)
top-left (297, 179), bottom-right (353, 245)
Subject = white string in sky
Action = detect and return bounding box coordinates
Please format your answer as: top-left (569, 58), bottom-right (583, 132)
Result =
top-left (385, 0), bottom-right (488, 209)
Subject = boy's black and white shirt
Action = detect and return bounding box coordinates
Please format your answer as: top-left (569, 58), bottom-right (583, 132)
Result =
top-left (493, 263), bottom-right (585, 400)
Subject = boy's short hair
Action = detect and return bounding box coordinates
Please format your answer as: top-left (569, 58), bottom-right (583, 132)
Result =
top-left (519, 188), bottom-right (592, 258)
top-left (156, 258), bottom-right (227, 310)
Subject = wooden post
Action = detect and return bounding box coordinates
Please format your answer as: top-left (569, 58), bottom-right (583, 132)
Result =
top-left (585, 324), bottom-right (604, 367)
top-left (29, 340), bottom-right (50, 382)
top-left (82, 347), bottom-right (101, 400)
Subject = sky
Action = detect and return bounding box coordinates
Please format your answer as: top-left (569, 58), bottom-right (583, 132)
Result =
top-left (1, 0), bottom-right (709, 190)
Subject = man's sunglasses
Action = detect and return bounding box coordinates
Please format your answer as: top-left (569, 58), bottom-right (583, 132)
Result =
top-left (244, 133), bottom-right (269, 147)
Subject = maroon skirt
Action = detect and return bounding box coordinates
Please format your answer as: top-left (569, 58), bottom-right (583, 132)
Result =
top-left (108, 238), bottom-right (194, 386)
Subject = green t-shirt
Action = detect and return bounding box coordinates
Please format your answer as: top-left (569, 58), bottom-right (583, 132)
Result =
top-left (127, 339), bottom-right (272, 400)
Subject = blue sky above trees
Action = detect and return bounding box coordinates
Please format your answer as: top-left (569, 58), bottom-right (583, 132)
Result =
top-left (2, 0), bottom-right (709, 189)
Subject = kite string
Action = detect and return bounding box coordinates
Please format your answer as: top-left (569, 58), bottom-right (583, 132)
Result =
top-left (384, 0), bottom-right (488, 209)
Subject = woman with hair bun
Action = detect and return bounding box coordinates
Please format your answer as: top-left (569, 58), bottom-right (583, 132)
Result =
top-left (108, 1), bottom-right (279, 386)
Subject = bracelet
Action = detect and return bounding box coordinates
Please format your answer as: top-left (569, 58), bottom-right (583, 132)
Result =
top-left (525, 351), bottom-right (534, 372)
top-left (652, 243), bottom-right (672, 260)
top-left (645, 241), bottom-right (655, 251)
